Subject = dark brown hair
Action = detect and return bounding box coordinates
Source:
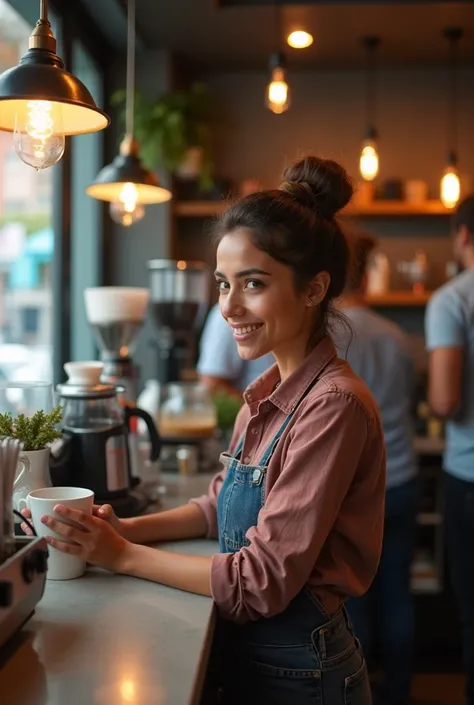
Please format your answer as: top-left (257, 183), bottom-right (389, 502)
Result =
top-left (453, 195), bottom-right (474, 236)
top-left (345, 231), bottom-right (377, 292)
top-left (213, 155), bottom-right (353, 335)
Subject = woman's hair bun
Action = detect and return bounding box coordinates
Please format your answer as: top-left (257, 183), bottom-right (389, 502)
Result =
top-left (280, 156), bottom-right (354, 219)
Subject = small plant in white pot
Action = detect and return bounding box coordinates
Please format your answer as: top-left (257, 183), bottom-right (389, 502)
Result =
top-left (0, 406), bottom-right (63, 508)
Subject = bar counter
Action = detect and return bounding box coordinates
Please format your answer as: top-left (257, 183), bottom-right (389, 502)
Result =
top-left (0, 474), bottom-right (217, 705)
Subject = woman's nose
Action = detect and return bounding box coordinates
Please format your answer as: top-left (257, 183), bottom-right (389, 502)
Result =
top-left (221, 290), bottom-right (245, 319)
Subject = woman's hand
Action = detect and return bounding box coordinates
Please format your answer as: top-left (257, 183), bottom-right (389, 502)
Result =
top-left (39, 505), bottom-right (131, 573)
top-left (21, 503), bottom-right (129, 539)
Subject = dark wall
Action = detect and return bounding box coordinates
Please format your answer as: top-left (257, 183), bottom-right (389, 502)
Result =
top-left (198, 66), bottom-right (474, 362)
top-left (204, 66), bottom-right (474, 194)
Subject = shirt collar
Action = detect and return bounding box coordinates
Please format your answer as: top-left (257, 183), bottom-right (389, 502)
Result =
top-left (243, 336), bottom-right (337, 415)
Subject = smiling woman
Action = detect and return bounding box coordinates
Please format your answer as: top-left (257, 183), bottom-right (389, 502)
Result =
top-left (23, 155), bottom-right (386, 705)
top-left (212, 156), bottom-right (352, 381)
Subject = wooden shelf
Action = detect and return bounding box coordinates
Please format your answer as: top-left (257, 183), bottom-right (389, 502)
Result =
top-left (174, 201), bottom-right (228, 217)
top-left (173, 199), bottom-right (452, 218)
top-left (365, 290), bottom-right (432, 307)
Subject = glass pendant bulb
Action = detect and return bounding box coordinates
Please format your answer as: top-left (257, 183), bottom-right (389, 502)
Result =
top-left (359, 131), bottom-right (379, 182)
top-left (13, 100), bottom-right (65, 171)
top-left (440, 158), bottom-right (460, 209)
top-left (266, 66), bottom-right (290, 114)
top-left (109, 182), bottom-right (145, 227)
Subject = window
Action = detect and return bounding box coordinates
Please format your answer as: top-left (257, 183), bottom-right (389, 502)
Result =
top-left (0, 0), bottom-right (55, 383)
top-left (70, 41), bottom-right (104, 362)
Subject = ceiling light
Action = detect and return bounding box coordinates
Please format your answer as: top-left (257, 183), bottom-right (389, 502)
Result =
top-left (287, 30), bottom-right (313, 50)
top-left (86, 0), bottom-right (171, 225)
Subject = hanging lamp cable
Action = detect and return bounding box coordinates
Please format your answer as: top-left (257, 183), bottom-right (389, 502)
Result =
top-left (445, 28), bottom-right (462, 162)
top-left (363, 36), bottom-right (380, 138)
top-left (39, 0), bottom-right (48, 22)
top-left (125, 0), bottom-right (136, 140)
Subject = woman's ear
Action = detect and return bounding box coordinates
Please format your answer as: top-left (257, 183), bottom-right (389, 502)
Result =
top-left (306, 271), bottom-right (330, 306)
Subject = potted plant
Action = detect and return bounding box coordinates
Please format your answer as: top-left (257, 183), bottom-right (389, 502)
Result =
top-left (0, 406), bottom-right (63, 502)
top-left (212, 392), bottom-right (243, 451)
top-left (111, 81), bottom-right (214, 192)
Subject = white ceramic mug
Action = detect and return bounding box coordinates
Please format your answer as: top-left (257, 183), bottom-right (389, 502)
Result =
top-left (19, 487), bottom-right (94, 580)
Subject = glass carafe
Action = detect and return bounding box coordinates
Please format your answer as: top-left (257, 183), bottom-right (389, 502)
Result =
top-left (159, 382), bottom-right (217, 438)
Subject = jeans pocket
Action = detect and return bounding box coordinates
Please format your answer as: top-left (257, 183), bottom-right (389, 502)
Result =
top-left (228, 643), bottom-right (322, 705)
top-left (344, 657), bottom-right (372, 705)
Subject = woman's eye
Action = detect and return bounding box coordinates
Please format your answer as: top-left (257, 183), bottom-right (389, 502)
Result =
top-left (246, 279), bottom-right (263, 290)
top-left (216, 280), bottom-right (229, 292)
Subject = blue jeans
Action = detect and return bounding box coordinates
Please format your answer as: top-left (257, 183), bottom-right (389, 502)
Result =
top-left (204, 591), bottom-right (371, 705)
top-left (347, 479), bottom-right (418, 705)
top-left (444, 471), bottom-right (474, 705)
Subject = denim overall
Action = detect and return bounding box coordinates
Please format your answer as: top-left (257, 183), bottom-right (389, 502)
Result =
top-left (207, 411), bottom-right (372, 705)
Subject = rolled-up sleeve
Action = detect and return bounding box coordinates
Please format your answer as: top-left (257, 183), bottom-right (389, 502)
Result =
top-left (210, 391), bottom-right (383, 623)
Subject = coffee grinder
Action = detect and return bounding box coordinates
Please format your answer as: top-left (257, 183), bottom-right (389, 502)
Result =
top-left (84, 287), bottom-right (154, 483)
top-left (147, 260), bottom-right (213, 472)
top-left (147, 260), bottom-right (211, 384)
top-left (84, 287), bottom-right (149, 401)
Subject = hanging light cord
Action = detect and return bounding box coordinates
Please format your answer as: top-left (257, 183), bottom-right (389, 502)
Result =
top-left (448, 33), bottom-right (459, 158)
top-left (125, 0), bottom-right (136, 139)
top-left (364, 37), bottom-right (379, 133)
top-left (39, 0), bottom-right (48, 23)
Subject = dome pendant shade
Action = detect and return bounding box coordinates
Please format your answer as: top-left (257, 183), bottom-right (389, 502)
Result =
top-left (0, 14), bottom-right (109, 135)
top-left (86, 138), bottom-right (171, 204)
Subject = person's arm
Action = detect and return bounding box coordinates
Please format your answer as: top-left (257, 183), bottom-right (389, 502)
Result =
top-left (41, 396), bottom-right (384, 609)
top-left (122, 503), bottom-right (209, 544)
top-left (118, 392), bottom-right (384, 606)
top-left (123, 405), bottom-right (249, 545)
top-left (425, 290), bottom-right (464, 419)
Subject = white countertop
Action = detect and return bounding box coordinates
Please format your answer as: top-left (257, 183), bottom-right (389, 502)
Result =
top-left (0, 474), bottom-right (217, 705)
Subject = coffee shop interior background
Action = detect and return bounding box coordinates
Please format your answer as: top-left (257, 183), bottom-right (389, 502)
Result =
top-left (1, 0), bottom-right (474, 683)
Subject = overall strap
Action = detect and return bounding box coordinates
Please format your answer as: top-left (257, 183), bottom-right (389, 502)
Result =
top-left (258, 413), bottom-right (294, 466)
top-left (232, 434), bottom-right (245, 460)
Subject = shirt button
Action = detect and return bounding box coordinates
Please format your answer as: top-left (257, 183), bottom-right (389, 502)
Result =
top-left (251, 428), bottom-right (258, 435)
top-left (244, 456), bottom-right (251, 464)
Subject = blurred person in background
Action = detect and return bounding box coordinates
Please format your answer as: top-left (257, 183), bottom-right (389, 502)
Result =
top-left (336, 231), bottom-right (418, 705)
top-left (198, 302), bottom-right (274, 397)
top-left (425, 195), bottom-right (474, 705)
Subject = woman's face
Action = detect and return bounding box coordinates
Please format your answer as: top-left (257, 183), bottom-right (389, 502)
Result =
top-left (215, 228), bottom-right (320, 367)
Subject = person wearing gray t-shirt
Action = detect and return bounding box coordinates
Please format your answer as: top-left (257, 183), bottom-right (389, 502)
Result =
top-left (425, 195), bottom-right (474, 705)
top-left (198, 303), bottom-right (274, 397)
top-left (335, 232), bottom-right (417, 705)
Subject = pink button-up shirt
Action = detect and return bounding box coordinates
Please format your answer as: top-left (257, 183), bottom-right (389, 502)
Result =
top-left (191, 336), bottom-right (386, 624)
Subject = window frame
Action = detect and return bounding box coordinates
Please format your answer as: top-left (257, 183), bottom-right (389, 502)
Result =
top-left (5, 0), bottom-right (112, 382)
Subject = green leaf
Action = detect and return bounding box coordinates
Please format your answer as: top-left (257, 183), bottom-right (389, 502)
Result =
top-left (0, 405), bottom-right (63, 451)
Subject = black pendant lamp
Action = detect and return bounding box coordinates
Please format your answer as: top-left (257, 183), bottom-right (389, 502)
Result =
top-left (359, 36), bottom-right (381, 182)
top-left (86, 0), bottom-right (171, 227)
top-left (0, 0), bottom-right (109, 170)
top-left (440, 27), bottom-right (463, 209)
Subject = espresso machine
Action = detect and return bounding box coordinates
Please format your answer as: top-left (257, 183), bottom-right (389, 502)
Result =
top-left (147, 260), bottom-right (211, 384)
top-left (84, 286), bottom-right (149, 403)
top-left (0, 438), bottom-right (48, 650)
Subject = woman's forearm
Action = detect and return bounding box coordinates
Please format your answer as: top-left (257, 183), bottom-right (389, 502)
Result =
top-left (119, 543), bottom-right (213, 596)
top-left (122, 503), bottom-right (209, 545)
